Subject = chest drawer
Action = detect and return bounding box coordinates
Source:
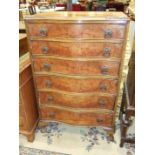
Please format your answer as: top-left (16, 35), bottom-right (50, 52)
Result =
top-left (33, 58), bottom-right (120, 76)
top-left (28, 23), bottom-right (125, 39)
top-left (39, 91), bottom-right (116, 110)
top-left (30, 41), bottom-right (123, 59)
top-left (40, 107), bottom-right (113, 127)
top-left (35, 75), bottom-right (118, 94)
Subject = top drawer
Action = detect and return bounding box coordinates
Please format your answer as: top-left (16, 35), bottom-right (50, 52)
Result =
top-left (27, 23), bottom-right (126, 39)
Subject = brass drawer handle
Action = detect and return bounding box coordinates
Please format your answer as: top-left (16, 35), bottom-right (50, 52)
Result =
top-left (99, 99), bottom-right (106, 107)
top-left (100, 83), bottom-right (107, 91)
top-left (96, 118), bottom-right (104, 123)
top-left (39, 27), bottom-right (47, 36)
top-left (43, 63), bottom-right (51, 71)
top-left (101, 66), bottom-right (109, 75)
top-left (48, 112), bottom-right (55, 118)
top-left (47, 95), bottom-right (53, 102)
top-left (42, 46), bottom-right (49, 54)
top-left (103, 48), bottom-right (110, 57)
top-left (45, 80), bottom-right (52, 88)
top-left (104, 29), bottom-right (113, 38)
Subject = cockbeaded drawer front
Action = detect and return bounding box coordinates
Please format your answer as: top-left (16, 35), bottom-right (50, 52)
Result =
top-left (27, 23), bottom-right (125, 39)
top-left (33, 58), bottom-right (120, 76)
top-left (35, 75), bottom-right (118, 94)
top-left (39, 91), bottom-right (116, 110)
top-left (40, 106), bottom-right (113, 127)
top-left (30, 40), bottom-right (123, 59)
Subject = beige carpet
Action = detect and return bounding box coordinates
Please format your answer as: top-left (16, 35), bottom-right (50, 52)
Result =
top-left (19, 120), bottom-right (134, 155)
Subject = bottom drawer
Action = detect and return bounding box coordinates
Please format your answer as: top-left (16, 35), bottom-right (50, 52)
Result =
top-left (40, 107), bottom-right (113, 127)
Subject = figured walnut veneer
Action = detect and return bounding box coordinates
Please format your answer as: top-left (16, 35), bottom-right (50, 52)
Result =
top-left (35, 75), bottom-right (118, 94)
top-left (25, 12), bottom-right (129, 139)
top-left (39, 91), bottom-right (116, 110)
top-left (28, 23), bottom-right (125, 39)
top-left (40, 106), bottom-right (113, 127)
top-left (33, 58), bottom-right (120, 76)
top-left (30, 41), bottom-right (123, 58)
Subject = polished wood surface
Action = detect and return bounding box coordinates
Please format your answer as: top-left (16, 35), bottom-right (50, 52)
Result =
top-left (20, 61), bottom-right (32, 85)
top-left (30, 41), bottom-right (123, 58)
top-left (19, 104), bottom-right (27, 130)
top-left (28, 23), bottom-right (125, 39)
top-left (19, 54), bottom-right (39, 142)
top-left (25, 12), bottom-right (129, 138)
top-left (20, 70), bottom-right (38, 129)
top-left (25, 11), bottom-right (128, 21)
top-left (33, 58), bottom-right (120, 76)
top-left (19, 53), bottom-right (31, 73)
top-left (35, 75), bottom-right (118, 94)
top-left (40, 106), bottom-right (113, 127)
top-left (39, 91), bottom-right (116, 110)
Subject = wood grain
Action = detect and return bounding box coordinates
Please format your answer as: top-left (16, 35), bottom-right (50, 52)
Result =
top-left (25, 12), bottom-right (129, 137)
top-left (28, 23), bottom-right (126, 39)
top-left (30, 40), bottom-right (123, 58)
top-left (19, 104), bottom-right (27, 130)
top-left (39, 91), bottom-right (116, 110)
top-left (19, 56), bottom-right (39, 141)
top-left (20, 66), bottom-right (38, 130)
top-left (40, 106), bottom-right (113, 127)
top-left (35, 75), bottom-right (118, 94)
top-left (33, 58), bottom-right (120, 76)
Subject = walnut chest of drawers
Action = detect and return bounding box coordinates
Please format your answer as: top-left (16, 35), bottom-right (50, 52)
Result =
top-left (25, 12), bottom-right (129, 139)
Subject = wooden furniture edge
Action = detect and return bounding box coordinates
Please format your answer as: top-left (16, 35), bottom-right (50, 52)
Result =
top-left (39, 104), bottom-right (114, 114)
top-left (19, 118), bottom-right (39, 142)
top-left (112, 20), bottom-right (130, 129)
top-left (19, 52), bottom-right (31, 73)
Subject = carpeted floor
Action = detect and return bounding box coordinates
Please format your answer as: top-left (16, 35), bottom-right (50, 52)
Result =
top-left (19, 145), bottom-right (71, 155)
top-left (19, 120), bottom-right (134, 155)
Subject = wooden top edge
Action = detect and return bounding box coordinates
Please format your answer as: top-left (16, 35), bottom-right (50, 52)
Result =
top-left (19, 33), bottom-right (27, 40)
top-left (24, 11), bottom-right (129, 21)
top-left (19, 52), bottom-right (31, 73)
top-left (30, 37), bottom-right (124, 43)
